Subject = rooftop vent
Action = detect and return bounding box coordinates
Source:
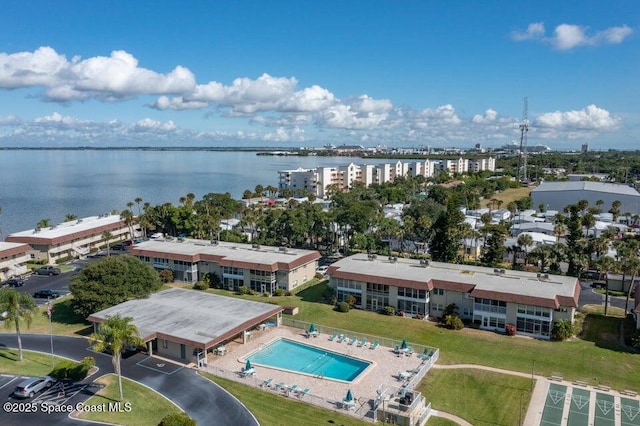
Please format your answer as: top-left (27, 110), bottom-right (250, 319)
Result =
top-left (252, 243), bottom-right (260, 249)
top-left (494, 268), bottom-right (506, 275)
top-left (76, 219), bottom-right (83, 224)
top-left (34, 226), bottom-right (41, 233)
top-left (537, 273), bottom-right (550, 280)
top-left (367, 254), bottom-right (377, 261)
top-left (388, 256), bottom-right (398, 263)
top-left (419, 259), bottom-right (429, 267)
top-left (279, 247), bottom-right (288, 253)
top-left (210, 240), bottom-right (218, 245)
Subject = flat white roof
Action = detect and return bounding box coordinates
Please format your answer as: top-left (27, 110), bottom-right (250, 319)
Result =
top-left (330, 254), bottom-right (578, 306)
top-left (131, 238), bottom-right (319, 267)
top-left (0, 242), bottom-right (31, 254)
top-left (8, 214), bottom-right (125, 240)
top-left (88, 288), bottom-right (282, 348)
top-left (533, 181), bottom-right (640, 197)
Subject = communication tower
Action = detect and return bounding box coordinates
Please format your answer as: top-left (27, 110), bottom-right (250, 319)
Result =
top-left (518, 97), bottom-right (529, 182)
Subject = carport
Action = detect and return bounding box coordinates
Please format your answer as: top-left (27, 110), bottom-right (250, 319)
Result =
top-left (87, 288), bottom-right (283, 365)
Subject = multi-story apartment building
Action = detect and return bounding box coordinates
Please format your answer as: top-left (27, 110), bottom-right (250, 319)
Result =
top-left (6, 214), bottom-right (134, 262)
top-left (470, 157), bottom-right (496, 173)
top-left (129, 239), bottom-right (320, 294)
top-left (278, 157), bottom-right (493, 197)
top-left (328, 254), bottom-right (579, 339)
top-left (0, 242), bottom-right (32, 280)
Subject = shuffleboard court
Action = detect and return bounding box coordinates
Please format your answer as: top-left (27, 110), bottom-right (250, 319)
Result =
top-left (621, 397), bottom-right (640, 426)
top-left (541, 383), bottom-right (567, 426)
top-left (567, 388), bottom-right (590, 426)
top-left (594, 393), bottom-right (615, 426)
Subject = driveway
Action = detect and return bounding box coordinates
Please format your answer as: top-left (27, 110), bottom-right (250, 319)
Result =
top-left (0, 334), bottom-right (258, 426)
top-left (578, 281), bottom-right (627, 311)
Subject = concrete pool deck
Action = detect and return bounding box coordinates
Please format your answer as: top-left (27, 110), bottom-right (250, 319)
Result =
top-left (201, 325), bottom-right (429, 417)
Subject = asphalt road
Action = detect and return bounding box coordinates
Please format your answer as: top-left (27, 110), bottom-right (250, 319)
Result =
top-left (578, 280), bottom-right (629, 311)
top-left (0, 334), bottom-right (258, 426)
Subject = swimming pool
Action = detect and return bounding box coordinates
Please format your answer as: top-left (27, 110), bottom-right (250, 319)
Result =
top-left (247, 338), bottom-right (371, 382)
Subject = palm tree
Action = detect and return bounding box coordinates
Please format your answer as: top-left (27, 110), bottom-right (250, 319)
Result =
top-left (517, 233), bottom-right (534, 267)
top-left (595, 256), bottom-right (617, 316)
top-left (553, 223), bottom-right (566, 243)
top-left (37, 218), bottom-right (50, 229)
top-left (120, 210), bottom-right (135, 241)
top-left (0, 289), bottom-right (37, 361)
top-left (90, 315), bottom-right (142, 401)
top-left (102, 231), bottom-right (113, 256)
top-left (65, 213), bottom-right (78, 222)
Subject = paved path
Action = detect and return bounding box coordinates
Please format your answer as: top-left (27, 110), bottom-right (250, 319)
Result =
top-left (0, 334), bottom-right (258, 426)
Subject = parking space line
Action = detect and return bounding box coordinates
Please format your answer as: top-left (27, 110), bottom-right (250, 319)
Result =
top-left (0, 376), bottom-right (19, 390)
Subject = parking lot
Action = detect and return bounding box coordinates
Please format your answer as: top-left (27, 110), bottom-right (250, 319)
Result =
top-left (0, 374), bottom-right (101, 425)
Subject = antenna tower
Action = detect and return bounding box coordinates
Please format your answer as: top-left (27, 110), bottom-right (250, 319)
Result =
top-left (518, 97), bottom-right (529, 182)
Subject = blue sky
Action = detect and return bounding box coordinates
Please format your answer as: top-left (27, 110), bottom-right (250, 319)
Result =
top-left (0, 1), bottom-right (637, 149)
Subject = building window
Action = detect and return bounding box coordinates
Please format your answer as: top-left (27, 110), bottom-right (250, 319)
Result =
top-left (517, 304), bottom-right (551, 318)
top-left (162, 339), bottom-right (168, 349)
top-left (432, 303), bottom-right (444, 312)
top-left (474, 298), bottom-right (507, 314)
top-left (433, 288), bottom-right (445, 296)
top-left (516, 317), bottom-right (551, 337)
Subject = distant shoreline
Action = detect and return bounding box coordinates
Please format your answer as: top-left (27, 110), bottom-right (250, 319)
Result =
top-left (0, 146), bottom-right (301, 152)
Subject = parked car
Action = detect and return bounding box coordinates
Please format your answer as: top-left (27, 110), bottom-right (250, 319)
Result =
top-left (13, 376), bottom-right (55, 398)
top-left (2, 278), bottom-right (25, 287)
top-left (35, 266), bottom-right (61, 276)
top-left (316, 265), bottom-right (329, 275)
top-left (33, 289), bottom-right (60, 299)
top-left (111, 243), bottom-right (128, 251)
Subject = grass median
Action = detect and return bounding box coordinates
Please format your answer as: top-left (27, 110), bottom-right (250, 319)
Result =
top-left (76, 374), bottom-right (183, 425)
top-left (0, 348), bottom-right (70, 376)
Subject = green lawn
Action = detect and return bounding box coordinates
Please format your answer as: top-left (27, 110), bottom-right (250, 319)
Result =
top-left (0, 348), bottom-right (71, 376)
top-left (426, 417), bottom-right (460, 426)
top-left (418, 369), bottom-right (532, 425)
top-left (205, 284), bottom-right (640, 391)
top-left (77, 374), bottom-right (184, 426)
top-left (201, 373), bottom-right (368, 426)
top-left (25, 296), bottom-right (93, 336)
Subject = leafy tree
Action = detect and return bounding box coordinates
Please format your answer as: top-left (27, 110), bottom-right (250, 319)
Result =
top-left (37, 218), bottom-right (50, 228)
top-left (429, 204), bottom-right (464, 263)
top-left (159, 413), bottom-right (196, 426)
top-left (90, 314), bottom-right (142, 401)
top-left (551, 319), bottom-right (574, 341)
top-left (0, 289), bottom-right (37, 361)
top-left (70, 255), bottom-right (162, 319)
top-left (517, 233), bottom-right (534, 266)
top-left (480, 225), bottom-right (508, 267)
top-left (159, 269), bottom-right (174, 283)
top-left (65, 213), bottom-right (78, 222)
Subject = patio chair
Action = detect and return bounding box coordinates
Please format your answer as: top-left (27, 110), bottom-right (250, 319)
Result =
top-left (357, 337), bottom-right (367, 348)
top-left (261, 378), bottom-right (273, 388)
top-left (338, 334), bottom-right (348, 343)
top-left (298, 388), bottom-right (311, 398)
top-left (406, 347), bottom-right (413, 356)
top-left (276, 382), bottom-right (286, 391)
top-left (348, 336), bottom-right (358, 345)
top-left (328, 331), bottom-right (338, 341)
top-left (287, 384), bottom-right (298, 396)
top-left (369, 340), bottom-right (379, 350)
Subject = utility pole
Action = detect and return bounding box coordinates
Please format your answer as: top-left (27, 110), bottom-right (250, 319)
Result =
top-left (518, 97), bottom-right (529, 183)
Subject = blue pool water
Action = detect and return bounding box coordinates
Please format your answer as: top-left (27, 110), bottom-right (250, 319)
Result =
top-left (247, 338), bottom-right (371, 382)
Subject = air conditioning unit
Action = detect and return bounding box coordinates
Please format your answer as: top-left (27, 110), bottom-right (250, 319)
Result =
top-left (367, 254), bottom-right (377, 260)
top-left (419, 259), bottom-right (429, 267)
top-left (279, 247), bottom-right (288, 252)
top-left (388, 256), bottom-right (398, 263)
top-left (252, 244), bottom-right (260, 249)
top-left (494, 268), bottom-right (506, 275)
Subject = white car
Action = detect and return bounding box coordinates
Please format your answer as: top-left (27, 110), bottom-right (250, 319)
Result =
top-left (316, 265), bottom-right (329, 275)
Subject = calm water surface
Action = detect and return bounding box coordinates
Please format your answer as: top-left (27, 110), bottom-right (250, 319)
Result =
top-left (0, 150), bottom-right (385, 235)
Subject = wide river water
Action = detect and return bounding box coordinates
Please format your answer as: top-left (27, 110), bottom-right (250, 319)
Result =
top-left (0, 150), bottom-right (393, 236)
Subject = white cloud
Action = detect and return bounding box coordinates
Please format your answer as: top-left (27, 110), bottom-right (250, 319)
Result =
top-left (0, 47), bottom-right (196, 101)
top-left (512, 23), bottom-right (633, 50)
top-left (472, 108), bottom-right (498, 124)
top-left (535, 105), bottom-right (620, 139)
top-left (511, 22), bottom-right (545, 41)
top-left (129, 118), bottom-right (177, 133)
top-left (316, 95), bottom-right (394, 130)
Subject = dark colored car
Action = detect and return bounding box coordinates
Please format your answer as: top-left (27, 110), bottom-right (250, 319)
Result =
top-left (111, 243), bottom-right (128, 251)
top-left (33, 289), bottom-right (60, 299)
top-left (2, 278), bottom-right (25, 287)
top-left (35, 266), bottom-right (61, 276)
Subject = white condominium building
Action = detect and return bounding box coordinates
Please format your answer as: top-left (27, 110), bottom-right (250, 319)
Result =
top-left (278, 157), bottom-right (493, 197)
top-left (0, 242), bottom-right (32, 280)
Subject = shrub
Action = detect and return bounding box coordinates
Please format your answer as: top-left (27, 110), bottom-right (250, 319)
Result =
top-left (314, 273), bottom-right (325, 279)
top-left (50, 360), bottom-right (91, 381)
top-left (81, 356), bottom-right (96, 368)
top-left (55, 255), bottom-right (73, 264)
top-left (329, 296), bottom-right (337, 305)
top-left (336, 301), bottom-right (350, 313)
top-left (383, 306), bottom-right (396, 316)
top-left (345, 294), bottom-right (356, 307)
top-left (505, 323), bottom-right (517, 336)
top-left (444, 315), bottom-right (464, 330)
top-left (158, 412), bottom-right (196, 426)
top-left (159, 269), bottom-right (174, 283)
top-left (237, 286), bottom-right (251, 295)
top-left (551, 319), bottom-right (574, 341)
top-left (193, 280), bottom-right (209, 291)
top-left (632, 331), bottom-right (640, 349)
top-left (274, 288), bottom-right (285, 296)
